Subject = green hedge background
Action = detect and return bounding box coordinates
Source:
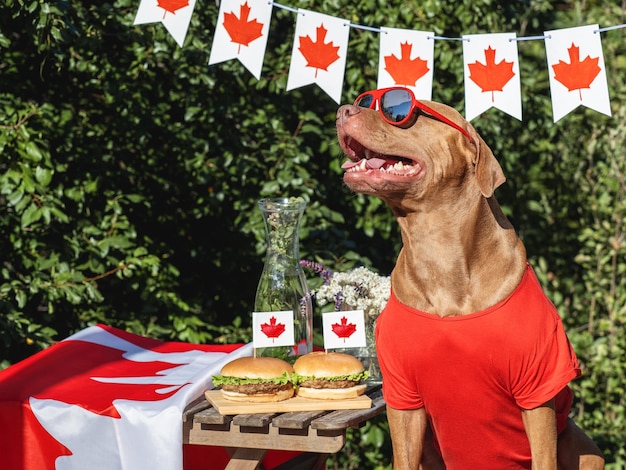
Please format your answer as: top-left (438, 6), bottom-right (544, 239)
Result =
top-left (2, 0), bottom-right (625, 467)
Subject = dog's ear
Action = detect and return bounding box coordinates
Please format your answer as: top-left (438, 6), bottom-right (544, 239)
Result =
top-left (467, 123), bottom-right (506, 198)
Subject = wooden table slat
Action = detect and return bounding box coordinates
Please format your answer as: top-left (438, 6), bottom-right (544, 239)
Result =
top-left (310, 394), bottom-right (386, 431)
top-left (271, 410), bottom-right (329, 430)
top-left (194, 406), bottom-right (233, 425)
top-left (232, 413), bottom-right (277, 427)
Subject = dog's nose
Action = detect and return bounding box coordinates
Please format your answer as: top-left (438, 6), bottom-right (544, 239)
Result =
top-left (336, 104), bottom-right (361, 126)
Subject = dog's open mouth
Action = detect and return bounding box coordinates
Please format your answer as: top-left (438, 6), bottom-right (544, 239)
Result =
top-left (340, 136), bottom-right (422, 176)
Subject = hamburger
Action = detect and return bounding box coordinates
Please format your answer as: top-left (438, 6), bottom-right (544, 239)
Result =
top-left (293, 351), bottom-right (369, 400)
top-left (212, 356), bottom-right (294, 403)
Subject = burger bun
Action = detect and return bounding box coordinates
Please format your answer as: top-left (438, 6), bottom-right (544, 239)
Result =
top-left (293, 351), bottom-right (365, 377)
top-left (221, 386), bottom-right (295, 403)
top-left (220, 356), bottom-right (293, 379)
top-left (296, 384), bottom-right (366, 400)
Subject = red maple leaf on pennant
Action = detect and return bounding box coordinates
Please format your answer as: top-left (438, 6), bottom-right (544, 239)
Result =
top-left (468, 46), bottom-right (515, 102)
top-left (157, 0), bottom-right (189, 19)
top-left (260, 316), bottom-right (286, 342)
top-left (222, 1), bottom-right (264, 53)
top-left (332, 316), bottom-right (357, 342)
top-left (298, 24), bottom-right (340, 78)
top-left (552, 43), bottom-right (601, 101)
top-left (384, 42), bottom-right (430, 86)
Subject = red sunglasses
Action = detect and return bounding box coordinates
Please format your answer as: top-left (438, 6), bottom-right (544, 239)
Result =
top-left (354, 87), bottom-right (471, 141)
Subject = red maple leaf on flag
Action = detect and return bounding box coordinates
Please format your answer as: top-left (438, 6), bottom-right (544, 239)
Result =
top-left (260, 316), bottom-right (286, 342)
top-left (384, 42), bottom-right (430, 86)
top-left (552, 43), bottom-right (601, 101)
top-left (2, 342), bottom-right (186, 467)
top-left (468, 46), bottom-right (516, 102)
top-left (222, 1), bottom-right (264, 53)
top-left (0, 326), bottom-right (241, 469)
top-left (332, 316), bottom-right (357, 342)
top-left (298, 24), bottom-right (340, 78)
top-left (157, 0), bottom-right (189, 19)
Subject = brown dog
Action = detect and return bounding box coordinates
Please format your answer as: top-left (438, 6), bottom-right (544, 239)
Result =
top-left (336, 88), bottom-right (604, 469)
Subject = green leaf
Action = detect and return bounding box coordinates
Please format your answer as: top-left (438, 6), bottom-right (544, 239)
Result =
top-left (20, 202), bottom-right (42, 227)
top-left (34, 166), bottom-right (53, 186)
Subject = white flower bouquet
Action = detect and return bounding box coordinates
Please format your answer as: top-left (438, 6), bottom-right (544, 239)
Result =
top-left (300, 261), bottom-right (390, 384)
top-left (313, 266), bottom-right (390, 319)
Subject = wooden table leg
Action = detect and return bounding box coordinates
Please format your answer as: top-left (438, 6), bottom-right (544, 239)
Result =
top-left (224, 447), bottom-right (267, 470)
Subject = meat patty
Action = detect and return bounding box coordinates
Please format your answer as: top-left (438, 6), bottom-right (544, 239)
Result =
top-left (298, 379), bottom-right (360, 389)
top-left (221, 382), bottom-right (292, 395)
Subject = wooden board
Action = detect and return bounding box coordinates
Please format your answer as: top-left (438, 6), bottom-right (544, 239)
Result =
top-left (205, 390), bottom-right (372, 415)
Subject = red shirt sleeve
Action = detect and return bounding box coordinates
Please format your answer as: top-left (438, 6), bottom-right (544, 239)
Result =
top-left (509, 296), bottom-right (580, 409)
top-left (376, 292), bottom-right (425, 410)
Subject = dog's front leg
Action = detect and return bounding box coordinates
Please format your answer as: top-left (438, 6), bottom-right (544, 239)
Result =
top-left (388, 406), bottom-right (429, 470)
top-left (521, 398), bottom-right (558, 470)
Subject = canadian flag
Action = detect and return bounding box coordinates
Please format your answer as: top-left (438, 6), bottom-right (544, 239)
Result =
top-left (0, 324), bottom-right (259, 470)
top-left (322, 310), bottom-right (366, 350)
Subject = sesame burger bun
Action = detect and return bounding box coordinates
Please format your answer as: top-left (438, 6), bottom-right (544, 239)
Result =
top-left (294, 352), bottom-right (367, 400)
top-left (215, 356), bottom-right (294, 403)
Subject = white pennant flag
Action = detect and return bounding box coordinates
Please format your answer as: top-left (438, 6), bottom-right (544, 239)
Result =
top-left (286, 10), bottom-right (350, 104)
top-left (463, 33), bottom-right (522, 121)
top-left (133, 0), bottom-right (197, 47)
top-left (544, 24), bottom-right (611, 123)
top-left (378, 27), bottom-right (435, 100)
top-left (322, 310), bottom-right (367, 350)
top-left (208, 0), bottom-right (273, 80)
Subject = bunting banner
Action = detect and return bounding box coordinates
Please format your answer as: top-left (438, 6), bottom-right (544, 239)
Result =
top-left (544, 24), bottom-right (611, 122)
top-left (378, 27), bottom-right (435, 100)
top-left (134, 0), bottom-right (626, 121)
top-left (285, 9), bottom-right (350, 104)
top-left (133, 0), bottom-right (197, 48)
top-left (208, 0), bottom-right (273, 80)
top-left (463, 33), bottom-right (522, 121)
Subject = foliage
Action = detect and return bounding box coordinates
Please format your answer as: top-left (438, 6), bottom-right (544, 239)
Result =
top-left (1, 0), bottom-right (626, 467)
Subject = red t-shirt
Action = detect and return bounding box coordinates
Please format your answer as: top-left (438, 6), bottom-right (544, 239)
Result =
top-left (376, 264), bottom-right (580, 469)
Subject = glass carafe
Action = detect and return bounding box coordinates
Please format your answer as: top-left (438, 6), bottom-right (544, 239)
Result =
top-left (254, 197), bottom-right (312, 361)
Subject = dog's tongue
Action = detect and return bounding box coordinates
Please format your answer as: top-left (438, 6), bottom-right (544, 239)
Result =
top-left (365, 157), bottom-right (387, 169)
top-left (341, 160), bottom-right (360, 169)
top-left (341, 158), bottom-right (387, 169)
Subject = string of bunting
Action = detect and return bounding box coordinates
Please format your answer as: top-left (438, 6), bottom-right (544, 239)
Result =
top-left (133, 0), bottom-right (626, 122)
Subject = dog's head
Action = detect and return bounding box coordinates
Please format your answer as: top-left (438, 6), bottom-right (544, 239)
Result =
top-left (336, 92), bottom-right (504, 211)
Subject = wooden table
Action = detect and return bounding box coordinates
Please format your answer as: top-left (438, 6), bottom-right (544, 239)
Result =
top-left (182, 385), bottom-right (386, 470)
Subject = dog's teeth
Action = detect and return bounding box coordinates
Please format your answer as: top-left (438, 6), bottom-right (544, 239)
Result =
top-left (344, 156), bottom-right (418, 175)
